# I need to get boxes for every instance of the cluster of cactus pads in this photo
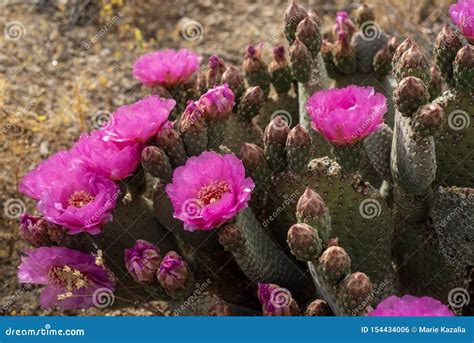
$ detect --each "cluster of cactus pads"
[15,0,472,316]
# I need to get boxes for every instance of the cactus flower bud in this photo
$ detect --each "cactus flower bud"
[179,101,208,156]
[240,143,266,170]
[284,0,308,43]
[394,76,429,117]
[243,44,271,96]
[19,214,67,247]
[305,299,331,316]
[238,86,265,121]
[354,4,375,27]
[453,44,474,93]
[296,187,326,218]
[206,55,226,88]
[286,124,312,173]
[221,66,245,101]
[258,283,300,316]
[269,45,292,94]
[341,272,373,314]
[218,224,245,251]
[434,25,463,87]
[289,39,312,83]
[413,103,445,137]
[155,122,187,167]
[124,239,162,283]
[209,302,232,316]
[332,34,357,75]
[287,223,322,261]
[320,39,339,78]
[141,145,173,182]
[429,65,442,99]
[387,36,398,52]
[395,44,430,82]
[264,116,290,171]
[319,246,351,284]
[157,251,190,294]
[373,45,392,78]
[296,16,321,56]
[392,37,414,68]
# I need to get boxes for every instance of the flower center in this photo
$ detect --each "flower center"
[48,265,92,291]
[197,181,230,206]
[68,190,95,208]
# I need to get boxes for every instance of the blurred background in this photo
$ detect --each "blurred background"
[0,0,453,315]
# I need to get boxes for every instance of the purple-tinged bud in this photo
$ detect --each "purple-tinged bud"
[206,55,226,88]
[395,44,430,82]
[453,44,474,93]
[286,124,312,172]
[305,299,332,316]
[289,39,312,83]
[218,224,245,251]
[240,143,266,170]
[157,251,190,293]
[155,122,187,167]
[394,76,429,117]
[413,103,445,137]
[296,187,331,242]
[354,4,375,27]
[179,101,208,156]
[284,0,308,43]
[124,239,162,283]
[238,86,265,121]
[221,66,245,100]
[373,45,392,77]
[319,246,351,284]
[141,145,173,182]
[434,25,463,88]
[264,116,290,144]
[332,11,355,42]
[429,65,442,99]
[269,45,292,94]
[308,10,321,27]
[392,37,414,68]
[341,272,373,315]
[209,302,232,316]
[264,116,290,172]
[287,223,322,261]
[243,44,271,96]
[296,16,321,56]
[19,214,67,247]
[258,283,300,316]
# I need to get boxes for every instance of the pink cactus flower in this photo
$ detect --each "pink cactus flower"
[37,168,119,235]
[17,246,115,309]
[102,95,175,143]
[133,49,202,89]
[165,151,255,231]
[305,85,387,145]
[197,84,235,120]
[71,130,143,181]
[368,295,454,316]
[124,240,162,283]
[450,0,474,42]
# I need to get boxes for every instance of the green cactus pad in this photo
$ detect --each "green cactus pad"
[222,113,263,154]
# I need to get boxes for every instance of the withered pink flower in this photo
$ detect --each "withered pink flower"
[102,95,175,143]
[368,295,454,316]
[124,240,162,283]
[17,246,115,309]
[165,151,254,231]
[258,283,299,316]
[305,85,386,145]
[133,49,202,89]
[450,0,474,42]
